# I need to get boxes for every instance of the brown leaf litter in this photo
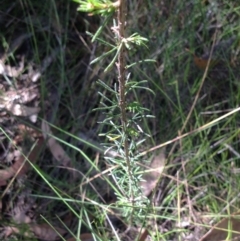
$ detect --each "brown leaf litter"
[4,223,66,241]
[0,137,44,186]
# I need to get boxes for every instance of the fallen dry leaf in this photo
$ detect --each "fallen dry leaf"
[41,120,71,167]
[6,103,40,117]
[29,47,62,82]
[67,233,94,241]
[41,120,77,179]
[4,226,31,238]
[4,223,66,241]
[200,216,240,241]
[12,205,32,224]
[138,229,149,241]
[0,56,24,77]
[0,86,40,122]
[140,149,165,196]
[0,137,44,186]
[30,223,66,241]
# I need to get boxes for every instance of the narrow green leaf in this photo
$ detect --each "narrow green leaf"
[86,31,115,47]
[92,14,112,42]
[104,43,122,72]
[90,46,117,64]
[97,79,118,94]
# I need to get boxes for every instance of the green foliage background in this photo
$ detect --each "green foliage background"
[1,0,240,240]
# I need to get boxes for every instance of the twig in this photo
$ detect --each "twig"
[116,0,134,219]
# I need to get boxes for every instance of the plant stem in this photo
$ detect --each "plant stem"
[117,0,134,214]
